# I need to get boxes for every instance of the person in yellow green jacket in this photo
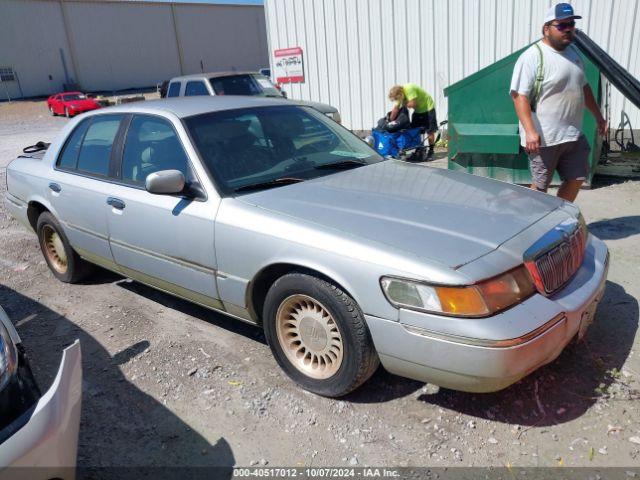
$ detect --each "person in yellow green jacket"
[388,83,438,159]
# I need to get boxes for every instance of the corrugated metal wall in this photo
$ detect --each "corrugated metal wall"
[0,0,268,98]
[265,0,640,132]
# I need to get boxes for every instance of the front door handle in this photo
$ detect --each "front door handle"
[106,197,126,210]
[49,182,61,193]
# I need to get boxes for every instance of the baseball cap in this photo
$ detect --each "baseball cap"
[544,3,582,23]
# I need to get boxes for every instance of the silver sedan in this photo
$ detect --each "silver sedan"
[5,96,609,397]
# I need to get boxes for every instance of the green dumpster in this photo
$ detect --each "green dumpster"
[444,41,602,187]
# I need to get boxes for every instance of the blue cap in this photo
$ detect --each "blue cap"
[545,3,582,22]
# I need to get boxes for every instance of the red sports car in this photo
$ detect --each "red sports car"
[47,92,101,117]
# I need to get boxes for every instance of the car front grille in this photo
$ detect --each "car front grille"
[525,219,587,296]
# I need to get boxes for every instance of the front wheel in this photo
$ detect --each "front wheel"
[49,105,56,116]
[64,107,70,118]
[37,212,92,283]
[263,273,379,397]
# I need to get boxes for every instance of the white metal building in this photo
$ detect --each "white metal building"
[0,0,269,100]
[264,0,640,132]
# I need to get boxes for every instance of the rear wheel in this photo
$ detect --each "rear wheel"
[263,273,379,397]
[37,212,92,283]
[64,107,70,118]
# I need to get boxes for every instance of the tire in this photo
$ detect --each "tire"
[49,106,56,116]
[263,273,379,397]
[64,107,70,118]
[36,212,92,283]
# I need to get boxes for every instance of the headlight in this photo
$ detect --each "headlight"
[381,266,535,317]
[326,111,342,123]
[0,320,18,391]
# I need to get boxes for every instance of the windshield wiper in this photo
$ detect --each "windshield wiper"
[234,177,304,192]
[314,159,367,170]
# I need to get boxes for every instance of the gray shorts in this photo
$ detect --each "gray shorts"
[529,135,590,189]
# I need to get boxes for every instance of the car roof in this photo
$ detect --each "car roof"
[169,71,261,82]
[82,96,297,119]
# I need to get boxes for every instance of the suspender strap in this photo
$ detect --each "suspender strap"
[531,42,544,112]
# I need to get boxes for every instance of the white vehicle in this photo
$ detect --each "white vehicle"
[0,306,81,479]
[166,71,342,123]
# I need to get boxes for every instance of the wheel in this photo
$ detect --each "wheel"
[49,105,56,116]
[263,273,379,397]
[64,107,70,118]
[36,212,92,283]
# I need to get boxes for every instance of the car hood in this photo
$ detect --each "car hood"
[256,94,337,114]
[237,161,564,268]
[295,99,337,114]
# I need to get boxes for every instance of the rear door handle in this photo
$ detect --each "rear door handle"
[48,183,61,193]
[106,197,126,210]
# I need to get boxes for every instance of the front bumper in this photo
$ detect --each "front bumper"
[0,341,82,480]
[366,235,609,393]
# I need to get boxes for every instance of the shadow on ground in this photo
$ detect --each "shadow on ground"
[0,285,236,478]
[78,269,637,412]
[117,279,267,345]
[588,216,640,240]
[88,269,422,403]
[415,281,638,426]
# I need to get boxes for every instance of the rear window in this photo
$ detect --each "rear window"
[185,81,209,96]
[167,82,181,97]
[209,74,282,97]
[57,119,91,169]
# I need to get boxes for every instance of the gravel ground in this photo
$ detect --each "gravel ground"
[0,99,639,472]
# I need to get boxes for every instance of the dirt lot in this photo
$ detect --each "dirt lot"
[1,99,639,473]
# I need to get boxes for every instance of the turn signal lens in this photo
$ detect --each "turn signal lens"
[433,286,489,316]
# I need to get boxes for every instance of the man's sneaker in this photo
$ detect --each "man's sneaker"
[426,147,435,160]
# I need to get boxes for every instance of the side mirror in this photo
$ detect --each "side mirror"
[145,170,185,195]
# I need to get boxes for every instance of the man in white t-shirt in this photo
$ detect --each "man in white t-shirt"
[510,3,607,201]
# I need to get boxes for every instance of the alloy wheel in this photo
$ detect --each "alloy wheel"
[275,294,344,379]
[42,225,68,274]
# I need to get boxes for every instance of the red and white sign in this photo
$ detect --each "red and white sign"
[274,47,304,84]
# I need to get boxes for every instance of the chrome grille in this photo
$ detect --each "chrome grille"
[525,221,587,295]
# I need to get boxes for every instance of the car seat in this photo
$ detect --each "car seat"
[261,113,305,159]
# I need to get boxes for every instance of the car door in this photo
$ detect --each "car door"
[52,95,62,114]
[105,114,222,308]
[49,114,126,268]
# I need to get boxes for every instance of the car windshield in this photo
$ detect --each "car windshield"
[185,105,383,195]
[63,93,86,101]
[209,74,283,97]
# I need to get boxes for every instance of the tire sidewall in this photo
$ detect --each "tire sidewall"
[263,274,372,397]
[36,212,76,283]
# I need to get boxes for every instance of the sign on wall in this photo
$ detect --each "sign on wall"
[274,47,304,84]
